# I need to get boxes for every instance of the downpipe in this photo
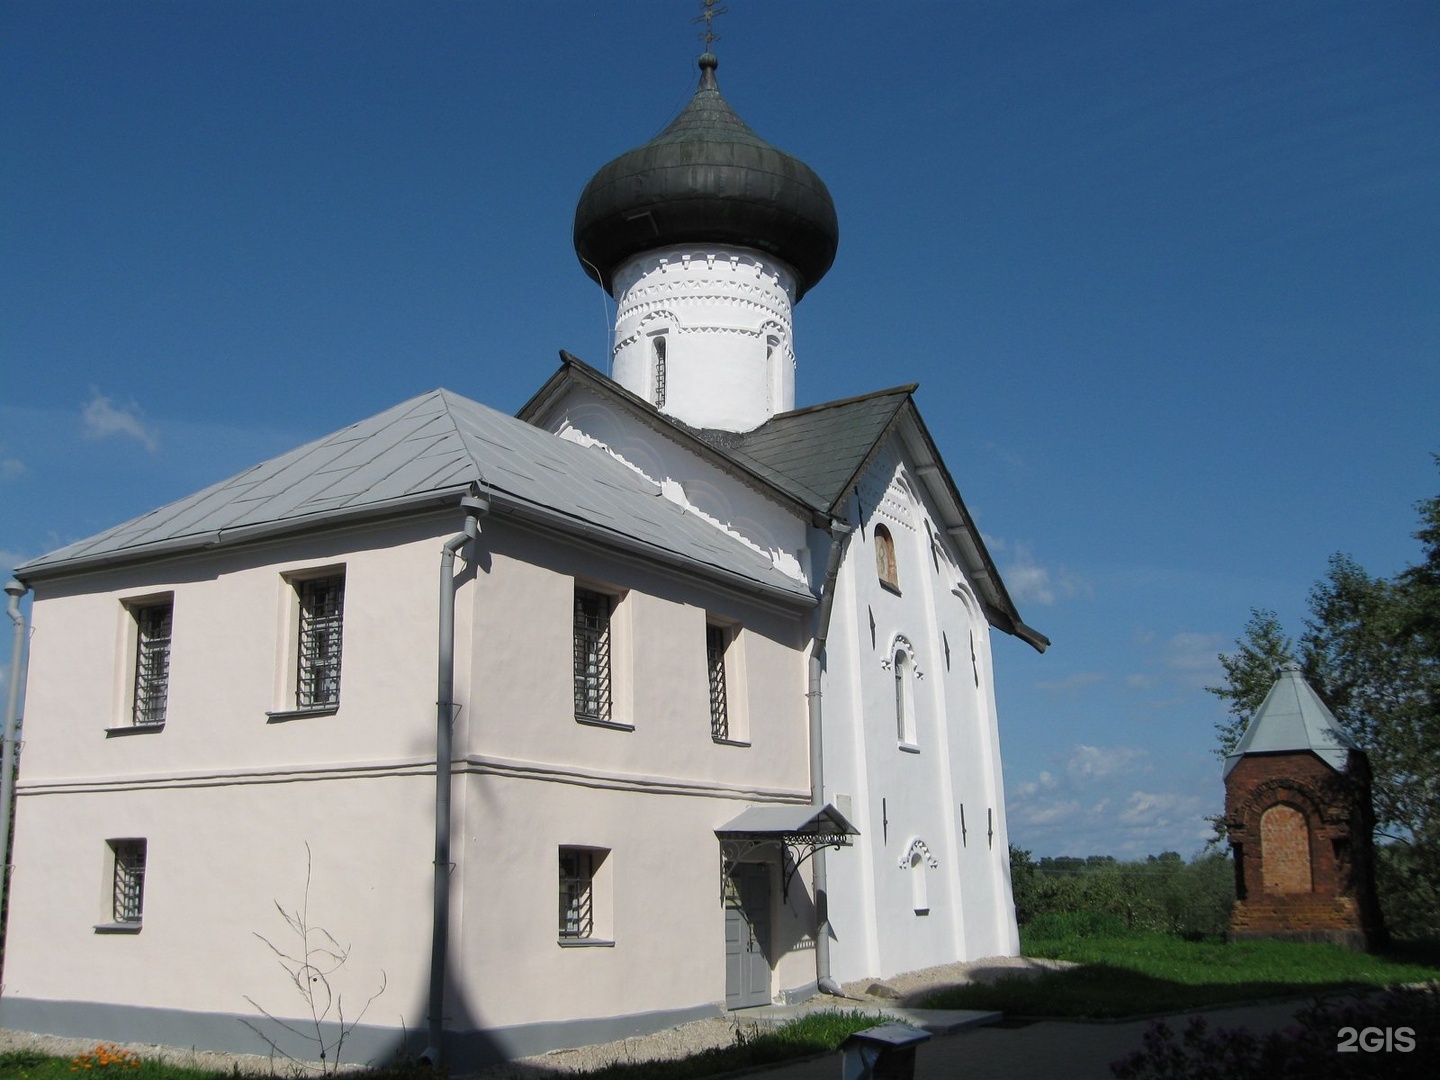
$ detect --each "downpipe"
[424,495,488,1067]
[808,521,854,997]
[1,579,29,982]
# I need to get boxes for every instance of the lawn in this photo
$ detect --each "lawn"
[920,914,1440,1018]
[0,1012,892,1080]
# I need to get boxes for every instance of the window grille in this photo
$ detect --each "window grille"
[558,849,594,938]
[132,602,172,726]
[707,624,730,740]
[297,575,344,708]
[573,589,611,721]
[652,335,667,408]
[111,839,146,924]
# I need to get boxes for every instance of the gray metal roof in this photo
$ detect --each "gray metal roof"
[519,355,1048,652]
[715,802,859,837]
[1222,663,1357,777]
[15,389,814,603]
[730,388,914,513]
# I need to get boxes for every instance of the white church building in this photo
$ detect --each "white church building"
[1,51,1046,1070]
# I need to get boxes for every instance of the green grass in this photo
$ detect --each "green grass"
[0,1013,891,1080]
[919,917,1440,1019]
[569,1010,889,1079]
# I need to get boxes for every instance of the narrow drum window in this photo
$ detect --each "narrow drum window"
[707,624,730,740]
[573,588,612,722]
[131,602,172,726]
[895,648,916,746]
[297,575,344,708]
[652,334,667,408]
[558,849,595,939]
[111,839,147,924]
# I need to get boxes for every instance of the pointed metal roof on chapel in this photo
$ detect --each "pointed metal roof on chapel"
[1222,663,1358,777]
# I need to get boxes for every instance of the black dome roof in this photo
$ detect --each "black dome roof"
[573,54,839,300]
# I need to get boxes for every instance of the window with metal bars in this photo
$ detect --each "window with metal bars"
[652,334,667,408]
[111,839,146,924]
[573,588,611,722]
[558,848,595,939]
[297,575,344,709]
[131,602,172,726]
[707,623,730,741]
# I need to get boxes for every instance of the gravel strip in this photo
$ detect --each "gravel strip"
[1,956,1076,1078]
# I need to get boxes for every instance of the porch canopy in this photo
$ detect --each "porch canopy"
[716,803,858,900]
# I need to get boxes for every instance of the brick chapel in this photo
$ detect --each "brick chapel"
[1223,664,1385,950]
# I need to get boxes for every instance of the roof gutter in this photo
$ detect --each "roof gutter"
[807,518,855,997]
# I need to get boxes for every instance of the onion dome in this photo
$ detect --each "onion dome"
[574,53,839,300]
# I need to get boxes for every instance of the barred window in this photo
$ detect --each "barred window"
[573,588,612,722]
[111,839,146,924]
[558,848,595,939]
[652,334,668,408]
[131,602,172,727]
[707,624,730,741]
[297,575,344,709]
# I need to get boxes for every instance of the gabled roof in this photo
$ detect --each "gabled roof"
[732,388,912,513]
[519,355,1048,652]
[15,389,814,604]
[1223,664,1358,778]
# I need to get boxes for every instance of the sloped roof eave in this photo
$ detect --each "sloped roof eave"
[14,486,474,584]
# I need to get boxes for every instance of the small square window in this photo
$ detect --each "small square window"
[130,601,172,727]
[110,839,146,925]
[297,575,344,709]
[573,588,612,722]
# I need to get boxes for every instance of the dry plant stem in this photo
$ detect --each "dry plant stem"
[240,844,387,1075]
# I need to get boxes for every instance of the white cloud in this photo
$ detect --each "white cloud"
[82,390,159,452]
[998,542,1091,607]
[1163,631,1226,689]
[1035,671,1107,696]
[0,457,24,481]
[1066,743,1149,783]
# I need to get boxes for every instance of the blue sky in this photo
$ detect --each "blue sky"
[4,1,1437,859]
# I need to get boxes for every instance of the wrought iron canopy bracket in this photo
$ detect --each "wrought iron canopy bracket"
[719,832,851,903]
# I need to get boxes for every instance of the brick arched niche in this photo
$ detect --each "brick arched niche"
[1260,803,1312,894]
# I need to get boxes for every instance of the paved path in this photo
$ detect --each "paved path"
[745,999,1311,1080]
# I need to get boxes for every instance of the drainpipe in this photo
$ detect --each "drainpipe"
[808,521,854,997]
[424,494,488,1067]
[2,579,29,979]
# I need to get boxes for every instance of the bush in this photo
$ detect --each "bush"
[1010,847,1235,939]
[1024,910,1131,941]
[1111,985,1440,1079]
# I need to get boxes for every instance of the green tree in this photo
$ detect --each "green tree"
[1207,608,1297,757]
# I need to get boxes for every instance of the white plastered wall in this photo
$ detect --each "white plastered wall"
[818,442,1020,982]
[4,508,818,1047]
